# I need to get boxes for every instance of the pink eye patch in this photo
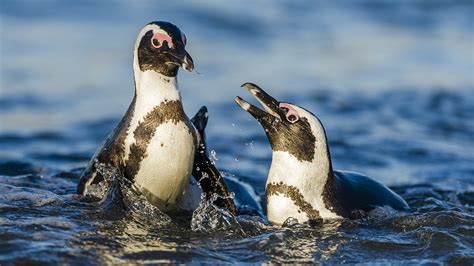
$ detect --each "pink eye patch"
[279,102,300,122]
[151,32,174,49]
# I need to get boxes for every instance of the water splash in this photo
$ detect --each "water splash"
[210,149,219,162]
[191,193,245,236]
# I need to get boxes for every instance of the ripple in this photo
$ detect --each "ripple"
[0,184,63,207]
[0,161,43,176]
[1,1,473,263]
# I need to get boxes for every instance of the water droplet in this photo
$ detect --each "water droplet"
[210,149,219,161]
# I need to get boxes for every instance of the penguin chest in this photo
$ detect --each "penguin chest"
[131,121,195,211]
[265,180,341,225]
[267,194,310,225]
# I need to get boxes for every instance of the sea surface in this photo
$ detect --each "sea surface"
[1,1,473,264]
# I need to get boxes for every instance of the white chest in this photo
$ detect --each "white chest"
[266,151,341,224]
[121,66,200,212]
[267,194,309,225]
[132,121,195,211]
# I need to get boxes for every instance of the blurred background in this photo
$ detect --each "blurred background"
[0,0,473,187]
[1,1,474,264]
[1,1,472,129]
[0,0,474,187]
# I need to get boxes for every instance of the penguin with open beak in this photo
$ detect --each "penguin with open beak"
[77,21,235,215]
[235,83,408,225]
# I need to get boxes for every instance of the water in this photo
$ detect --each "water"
[1,1,473,264]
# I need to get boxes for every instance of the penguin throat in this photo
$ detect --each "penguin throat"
[268,150,332,194]
[134,70,181,102]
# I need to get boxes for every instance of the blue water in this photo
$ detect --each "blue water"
[1,1,473,264]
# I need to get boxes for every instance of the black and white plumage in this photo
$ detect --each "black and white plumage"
[235,83,408,225]
[77,21,235,214]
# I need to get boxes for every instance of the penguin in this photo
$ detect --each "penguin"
[235,83,409,225]
[77,21,235,215]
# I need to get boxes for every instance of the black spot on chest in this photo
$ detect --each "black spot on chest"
[124,100,196,180]
[267,182,321,221]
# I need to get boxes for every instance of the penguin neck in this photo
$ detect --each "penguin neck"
[133,70,182,110]
[268,135,334,196]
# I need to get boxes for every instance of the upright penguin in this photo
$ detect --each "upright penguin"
[77,21,235,214]
[235,83,408,225]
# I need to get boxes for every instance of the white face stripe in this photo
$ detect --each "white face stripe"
[133,24,173,84]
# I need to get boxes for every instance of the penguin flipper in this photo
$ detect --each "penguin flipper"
[76,143,107,195]
[191,106,237,215]
[77,128,121,196]
[77,100,135,196]
[334,171,410,215]
[191,106,208,148]
[77,161,97,195]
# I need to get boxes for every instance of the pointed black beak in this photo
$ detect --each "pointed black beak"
[181,49,194,72]
[235,83,283,127]
[166,46,194,72]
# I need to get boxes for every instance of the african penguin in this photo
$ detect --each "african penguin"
[235,83,409,225]
[77,21,235,215]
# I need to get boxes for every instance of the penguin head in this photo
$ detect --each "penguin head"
[235,83,330,163]
[134,21,194,77]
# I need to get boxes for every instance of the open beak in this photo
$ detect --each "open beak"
[235,83,283,127]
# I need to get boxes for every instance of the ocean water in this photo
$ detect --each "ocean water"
[1,1,473,264]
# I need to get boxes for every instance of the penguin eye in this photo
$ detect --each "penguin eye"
[151,37,162,48]
[279,103,299,123]
[287,114,299,123]
[150,32,174,49]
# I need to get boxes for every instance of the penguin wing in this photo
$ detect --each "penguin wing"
[76,137,109,195]
[334,171,409,213]
[77,98,136,196]
[77,116,130,196]
[191,106,236,214]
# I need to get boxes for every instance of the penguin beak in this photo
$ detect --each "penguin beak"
[235,83,284,127]
[181,49,194,72]
[165,47,194,72]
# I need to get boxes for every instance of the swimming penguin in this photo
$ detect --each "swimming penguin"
[235,83,409,225]
[77,21,235,214]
